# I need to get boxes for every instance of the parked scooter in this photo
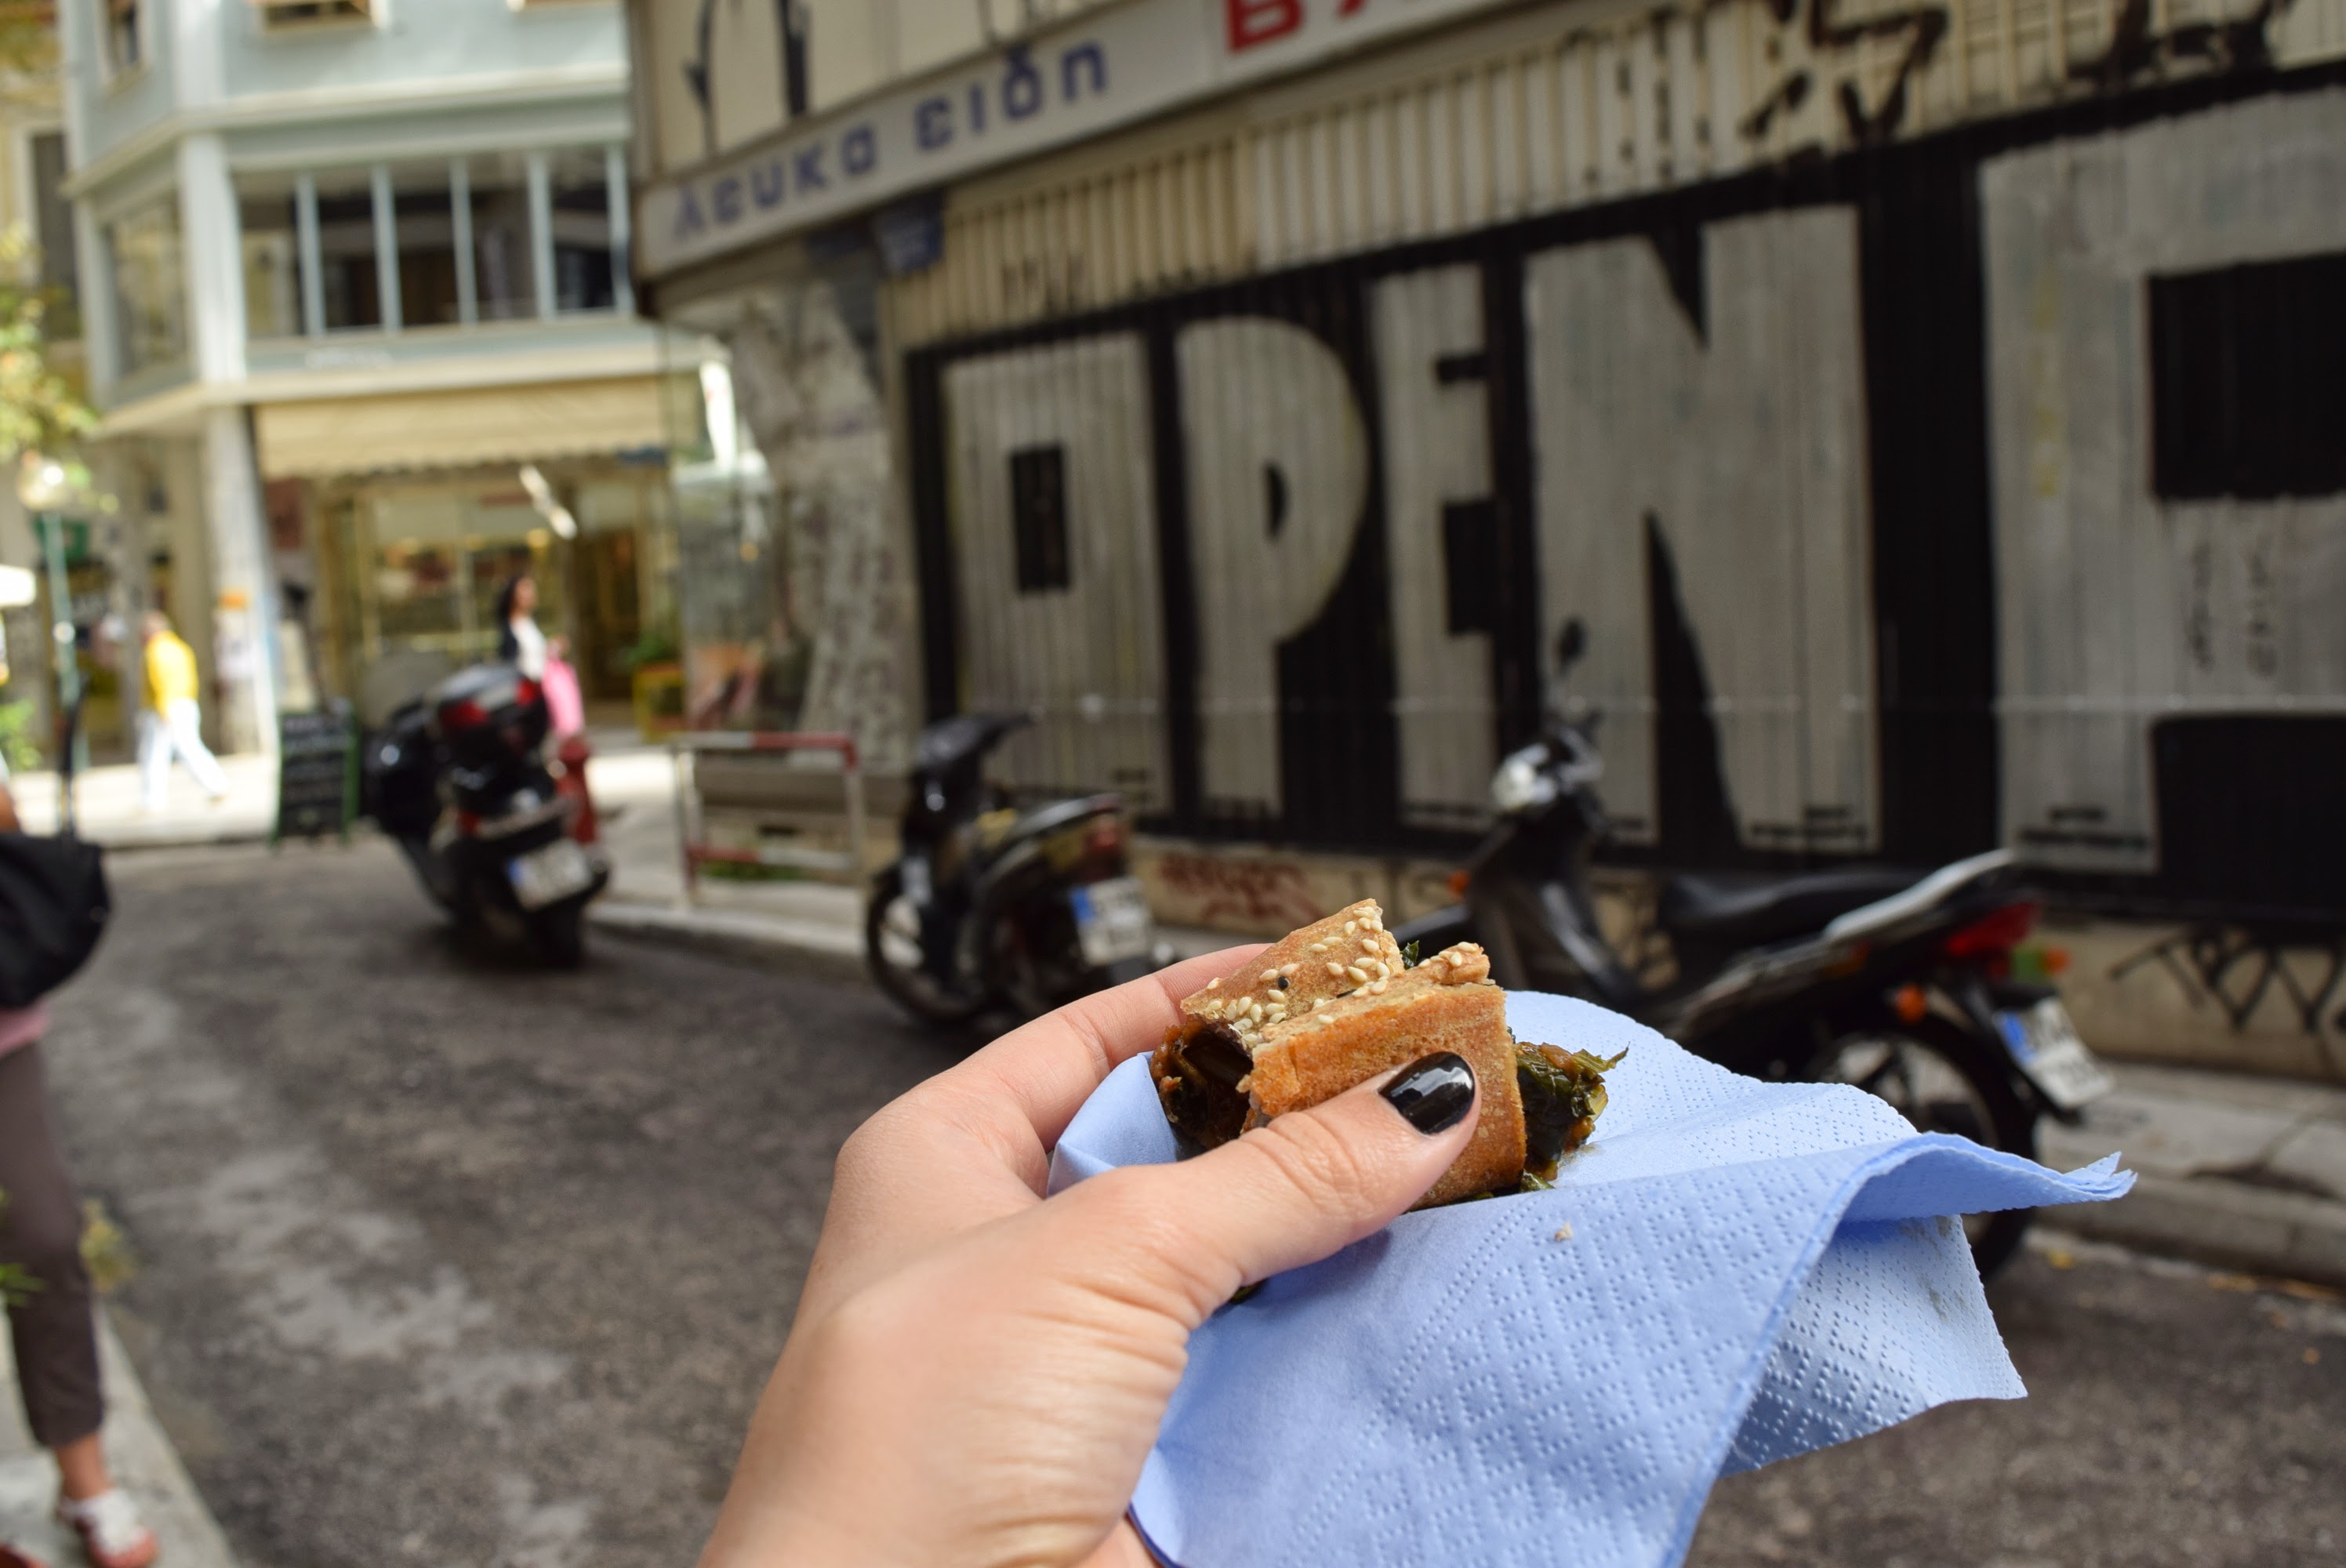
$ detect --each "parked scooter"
[364,663,609,967]
[1395,621,2114,1273]
[866,713,1161,1024]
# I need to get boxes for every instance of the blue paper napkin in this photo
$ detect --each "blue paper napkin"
[1048,992,2132,1568]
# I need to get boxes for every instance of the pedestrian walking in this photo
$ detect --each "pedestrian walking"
[496,574,547,679]
[0,780,159,1568]
[136,614,226,815]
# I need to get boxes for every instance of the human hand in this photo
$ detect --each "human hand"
[698,949,1484,1568]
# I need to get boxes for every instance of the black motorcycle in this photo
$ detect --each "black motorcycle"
[364,663,609,967]
[866,713,1161,1024]
[1396,622,2113,1274]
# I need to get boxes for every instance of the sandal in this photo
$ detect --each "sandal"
[54,1492,156,1568]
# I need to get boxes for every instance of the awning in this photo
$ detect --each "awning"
[255,375,699,479]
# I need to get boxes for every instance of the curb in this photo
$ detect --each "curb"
[0,1313,241,1568]
[2037,1171,2346,1290]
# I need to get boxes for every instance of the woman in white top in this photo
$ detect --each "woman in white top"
[496,573,548,678]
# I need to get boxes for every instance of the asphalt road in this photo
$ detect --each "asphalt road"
[36,843,2346,1568]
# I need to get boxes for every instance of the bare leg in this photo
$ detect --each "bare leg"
[53,1431,111,1504]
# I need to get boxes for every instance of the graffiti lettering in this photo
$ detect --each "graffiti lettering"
[1226,0,1304,51]
[2072,0,2287,90]
[1739,0,1951,144]
[1153,852,1327,932]
[2113,926,2346,1058]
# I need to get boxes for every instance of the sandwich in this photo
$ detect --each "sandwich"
[1150,900,1620,1206]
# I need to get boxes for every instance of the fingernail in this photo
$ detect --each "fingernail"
[1382,1052,1476,1134]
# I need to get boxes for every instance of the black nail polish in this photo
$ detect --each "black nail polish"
[1382,1052,1475,1135]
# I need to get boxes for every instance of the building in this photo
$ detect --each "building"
[0,33,91,758]
[53,0,695,757]
[624,0,2346,1068]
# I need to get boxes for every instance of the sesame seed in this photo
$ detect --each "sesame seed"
[1235,1074,1253,1094]
[1259,969,1279,984]
[1326,962,1346,977]
[1207,978,1221,990]
[1346,965,1368,984]
[1312,997,1328,1009]
[1280,963,1298,977]
[1370,978,1390,995]
[1275,975,1290,990]
[1344,920,1358,935]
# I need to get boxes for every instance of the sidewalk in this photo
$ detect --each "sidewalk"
[0,1315,239,1568]
[10,756,277,851]
[2040,1065,2346,1287]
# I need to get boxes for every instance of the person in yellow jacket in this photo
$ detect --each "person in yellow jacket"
[139,611,228,811]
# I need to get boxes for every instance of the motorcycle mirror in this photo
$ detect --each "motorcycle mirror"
[1556,618,1588,672]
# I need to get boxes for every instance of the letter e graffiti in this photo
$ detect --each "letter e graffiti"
[1226,0,1303,52]
[712,176,742,224]
[750,159,786,209]
[841,125,877,177]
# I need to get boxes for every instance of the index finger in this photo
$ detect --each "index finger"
[952,945,1266,1152]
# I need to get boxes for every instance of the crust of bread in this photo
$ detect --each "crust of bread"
[1175,898,1405,1048]
[1247,947,1523,1206]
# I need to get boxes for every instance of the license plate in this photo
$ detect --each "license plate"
[509,839,596,910]
[1996,998,2115,1112]
[1071,877,1153,967]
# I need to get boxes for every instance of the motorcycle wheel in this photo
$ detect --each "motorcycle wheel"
[526,903,588,969]
[1810,1017,2037,1279]
[865,868,987,1025]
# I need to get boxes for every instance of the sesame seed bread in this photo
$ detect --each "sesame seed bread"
[1151,900,1527,1205]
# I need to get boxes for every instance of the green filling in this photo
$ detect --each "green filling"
[1516,1040,1625,1191]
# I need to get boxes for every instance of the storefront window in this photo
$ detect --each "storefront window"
[105,194,186,374]
[238,172,306,339]
[467,153,536,321]
[390,162,461,327]
[548,149,616,314]
[314,169,383,331]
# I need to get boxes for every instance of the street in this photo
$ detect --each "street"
[37,845,2346,1568]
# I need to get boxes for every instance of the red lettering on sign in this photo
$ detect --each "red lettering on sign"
[1226,0,1305,51]
[1338,0,1370,12]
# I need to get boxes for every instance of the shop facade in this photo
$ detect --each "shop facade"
[59,0,695,754]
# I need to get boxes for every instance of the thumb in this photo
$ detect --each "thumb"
[1069,1052,1483,1327]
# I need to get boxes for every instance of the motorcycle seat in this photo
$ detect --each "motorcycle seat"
[1658,866,1920,951]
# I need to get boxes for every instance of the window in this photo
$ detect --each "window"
[238,172,307,339]
[389,163,461,327]
[466,153,536,321]
[253,0,374,27]
[104,0,142,75]
[104,194,185,374]
[313,169,383,331]
[547,149,616,314]
[28,132,80,341]
[2148,251,2346,501]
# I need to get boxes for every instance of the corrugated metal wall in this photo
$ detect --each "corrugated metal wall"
[892,0,2346,347]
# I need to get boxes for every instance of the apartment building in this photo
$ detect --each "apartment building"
[57,0,693,755]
